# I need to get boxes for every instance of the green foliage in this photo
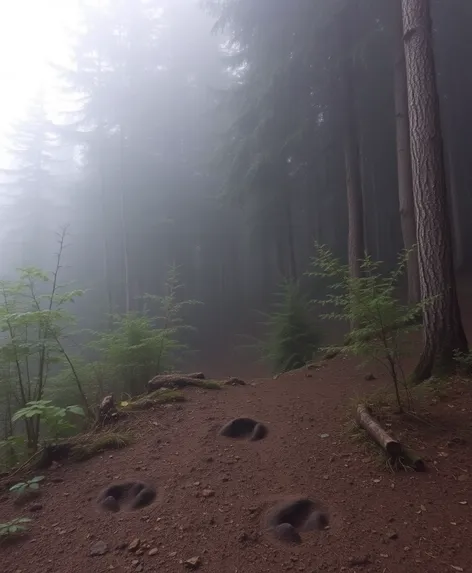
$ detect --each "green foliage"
[309,244,422,411]
[0,435,27,471]
[259,280,321,373]
[12,400,85,442]
[453,349,472,373]
[9,475,45,496]
[0,230,91,452]
[0,517,32,538]
[89,266,200,396]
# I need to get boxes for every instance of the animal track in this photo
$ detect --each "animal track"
[266,497,329,544]
[96,480,156,512]
[219,417,268,441]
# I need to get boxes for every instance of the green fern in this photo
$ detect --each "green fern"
[308,244,423,411]
[259,280,321,374]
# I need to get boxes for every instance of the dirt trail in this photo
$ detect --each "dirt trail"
[1,358,472,573]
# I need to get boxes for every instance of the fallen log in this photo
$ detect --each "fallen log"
[356,404,402,458]
[400,447,426,472]
[147,373,206,392]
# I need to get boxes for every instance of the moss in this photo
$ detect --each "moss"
[71,431,133,461]
[125,389,186,410]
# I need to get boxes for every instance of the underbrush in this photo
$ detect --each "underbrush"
[258,280,322,374]
[69,430,133,461]
[122,389,186,410]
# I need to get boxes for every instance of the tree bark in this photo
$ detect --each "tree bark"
[343,57,365,280]
[402,0,468,380]
[356,404,402,458]
[393,3,420,304]
[445,141,464,271]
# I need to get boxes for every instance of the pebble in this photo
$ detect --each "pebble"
[90,541,109,556]
[128,538,141,552]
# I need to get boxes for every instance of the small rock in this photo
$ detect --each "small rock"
[364,373,376,381]
[458,474,468,482]
[202,489,215,498]
[101,496,120,512]
[128,538,141,552]
[184,557,201,569]
[148,548,158,556]
[90,541,109,556]
[386,530,398,540]
[29,503,43,512]
[273,523,302,544]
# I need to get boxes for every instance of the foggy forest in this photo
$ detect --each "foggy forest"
[1,2,472,571]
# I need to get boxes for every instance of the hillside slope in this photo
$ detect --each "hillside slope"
[2,356,472,573]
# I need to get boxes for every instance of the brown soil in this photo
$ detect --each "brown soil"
[1,356,472,573]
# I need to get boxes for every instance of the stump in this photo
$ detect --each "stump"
[98,395,119,424]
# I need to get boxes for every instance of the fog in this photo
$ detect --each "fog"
[0,0,240,355]
[0,0,472,437]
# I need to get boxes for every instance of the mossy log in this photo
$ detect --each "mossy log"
[147,372,206,391]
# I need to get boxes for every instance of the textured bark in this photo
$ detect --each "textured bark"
[445,142,464,271]
[393,3,420,304]
[402,0,468,380]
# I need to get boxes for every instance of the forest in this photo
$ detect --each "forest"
[0,0,472,467]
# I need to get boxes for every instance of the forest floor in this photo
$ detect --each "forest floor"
[2,350,472,573]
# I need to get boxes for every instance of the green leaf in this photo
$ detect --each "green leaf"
[66,405,85,417]
[29,476,45,484]
[9,483,25,492]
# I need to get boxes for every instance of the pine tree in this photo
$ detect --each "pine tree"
[401,0,468,379]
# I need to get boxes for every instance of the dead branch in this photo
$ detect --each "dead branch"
[356,404,402,458]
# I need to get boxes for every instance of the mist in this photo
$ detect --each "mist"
[0,0,472,439]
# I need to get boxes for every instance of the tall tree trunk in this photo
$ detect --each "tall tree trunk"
[343,56,364,279]
[97,125,113,323]
[445,141,464,271]
[393,3,420,304]
[340,6,364,280]
[402,0,468,380]
[285,190,297,281]
[119,126,131,314]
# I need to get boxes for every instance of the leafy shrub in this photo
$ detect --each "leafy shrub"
[0,517,32,538]
[260,280,321,373]
[9,476,44,496]
[90,266,200,396]
[12,400,85,442]
[308,245,422,411]
[0,230,89,451]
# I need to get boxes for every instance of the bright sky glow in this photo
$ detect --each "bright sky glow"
[0,0,80,160]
